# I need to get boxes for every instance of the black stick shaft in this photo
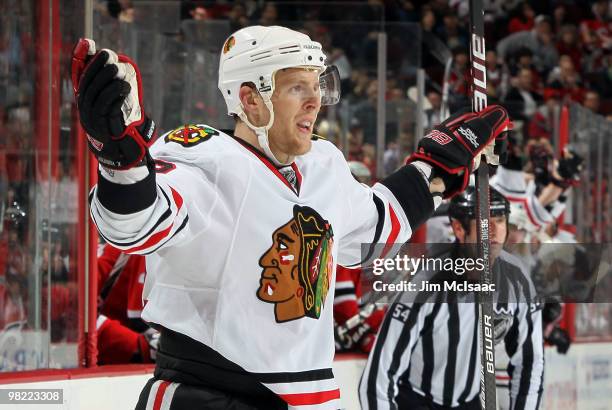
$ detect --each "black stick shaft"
[468,1,497,409]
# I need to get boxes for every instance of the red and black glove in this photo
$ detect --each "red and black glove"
[407,105,512,198]
[553,148,583,189]
[528,143,554,188]
[72,38,156,170]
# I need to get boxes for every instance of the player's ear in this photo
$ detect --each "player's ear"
[239,83,268,125]
[450,219,466,243]
[239,83,261,113]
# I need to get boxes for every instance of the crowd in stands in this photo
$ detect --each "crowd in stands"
[0,0,611,362]
[98,0,611,179]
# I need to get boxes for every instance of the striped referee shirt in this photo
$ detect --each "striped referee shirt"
[359,249,544,410]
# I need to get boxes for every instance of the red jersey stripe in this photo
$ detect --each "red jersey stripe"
[152,381,170,410]
[279,388,341,406]
[503,195,542,229]
[380,204,401,259]
[124,187,184,253]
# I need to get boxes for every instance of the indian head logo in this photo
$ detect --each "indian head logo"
[223,36,236,54]
[164,124,218,147]
[257,205,334,323]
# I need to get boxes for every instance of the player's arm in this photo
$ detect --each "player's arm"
[97,243,126,287]
[504,302,545,410]
[337,106,510,267]
[89,159,217,254]
[358,301,427,410]
[492,166,555,231]
[73,39,210,254]
[495,146,582,232]
[97,315,157,364]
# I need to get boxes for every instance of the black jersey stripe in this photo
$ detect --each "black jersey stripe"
[253,368,334,384]
[90,187,174,248]
[443,303,460,406]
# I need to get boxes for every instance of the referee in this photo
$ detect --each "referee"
[359,187,544,410]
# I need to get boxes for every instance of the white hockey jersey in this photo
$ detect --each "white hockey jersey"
[90,124,428,409]
[491,166,563,232]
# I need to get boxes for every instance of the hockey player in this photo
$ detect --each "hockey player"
[72,25,510,409]
[334,162,384,353]
[491,137,582,235]
[360,187,544,410]
[96,243,158,364]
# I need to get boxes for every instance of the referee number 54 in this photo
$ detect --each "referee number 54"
[391,304,411,322]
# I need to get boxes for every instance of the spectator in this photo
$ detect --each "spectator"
[590,52,612,99]
[527,91,561,140]
[547,54,586,102]
[447,46,471,108]
[556,25,583,73]
[228,2,249,31]
[504,67,543,122]
[346,124,376,177]
[508,47,543,92]
[351,79,378,145]
[310,26,352,83]
[189,5,209,20]
[579,0,612,53]
[507,1,535,34]
[485,49,507,99]
[436,11,469,50]
[552,4,572,33]
[580,0,612,73]
[497,15,559,74]
[583,90,601,114]
[420,7,442,72]
[258,3,278,26]
[107,0,133,22]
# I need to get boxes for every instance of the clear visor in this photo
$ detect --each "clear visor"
[271,65,341,105]
[319,65,341,106]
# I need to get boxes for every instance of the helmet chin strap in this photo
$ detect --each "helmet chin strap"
[238,97,291,167]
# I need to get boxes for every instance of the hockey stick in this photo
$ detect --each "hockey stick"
[468,1,497,409]
[422,34,453,121]
[440,57,453,121]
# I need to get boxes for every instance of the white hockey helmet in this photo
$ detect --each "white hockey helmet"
[218,25,340,165]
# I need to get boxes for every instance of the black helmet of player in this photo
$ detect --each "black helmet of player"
[448,186,510,234]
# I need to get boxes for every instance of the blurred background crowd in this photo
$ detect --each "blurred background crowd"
[0,0,611,369]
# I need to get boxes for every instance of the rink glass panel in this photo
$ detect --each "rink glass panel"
[568,103,612,340]
[0,0,84,371]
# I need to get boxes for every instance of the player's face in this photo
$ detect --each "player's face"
[268,68,322,160]
[258,221,303,303]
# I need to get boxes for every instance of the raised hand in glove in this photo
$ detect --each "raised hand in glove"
[72,38,156,170]
[553,148,583,189]
[528,141,554,188]
[407,105,512,198]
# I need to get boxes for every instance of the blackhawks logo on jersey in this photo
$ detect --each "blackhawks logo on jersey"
[164,124,218,147]
[257,205,334,323]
